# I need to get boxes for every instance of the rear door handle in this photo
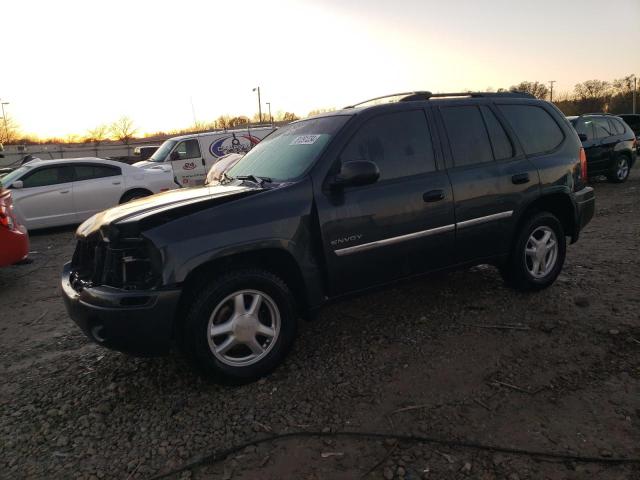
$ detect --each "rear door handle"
[423,190,445,202]
[112,181,121,185]
[511,173,530,185]
[60,190,70,194]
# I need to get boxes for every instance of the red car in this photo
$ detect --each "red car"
[0,187,29,266]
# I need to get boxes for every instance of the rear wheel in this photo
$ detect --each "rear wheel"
[607,155,630,183]
[120,189,152,204]
[181,269,297,384]
[501,212,566,291]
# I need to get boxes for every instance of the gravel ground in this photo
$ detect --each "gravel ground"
[1,171,639,480]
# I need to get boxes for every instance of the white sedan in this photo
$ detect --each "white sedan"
[0,158,177,229]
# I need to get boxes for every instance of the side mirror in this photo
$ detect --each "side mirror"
[577,133,588,142]
[12,180,24,189]
[170,151,181,161]
[332,160,380,188]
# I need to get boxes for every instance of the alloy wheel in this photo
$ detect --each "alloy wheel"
[524,226,558,279]
[207,289,280,367]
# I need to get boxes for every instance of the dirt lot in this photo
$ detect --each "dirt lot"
[1,172,639,480]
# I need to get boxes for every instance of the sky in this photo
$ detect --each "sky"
[3,0,639,138]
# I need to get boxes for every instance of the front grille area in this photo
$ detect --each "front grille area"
[70,235,158,291]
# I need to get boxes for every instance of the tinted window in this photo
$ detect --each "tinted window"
[341,110,436,180]
[74,164,121,181]
[22,166,74,188]
[174,139,201,159]
[480,106,513,160]
[441,106,493,167]
[572,118,595,141]
[609,118,626,135]
[498,105,564,155]
[593,117,613,138]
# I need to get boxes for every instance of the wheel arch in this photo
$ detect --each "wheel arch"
[514,192,577,244]
[119,187,153,204]
[174,247,311,336]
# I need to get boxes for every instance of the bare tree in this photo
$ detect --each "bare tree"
[509,81,549,99]
[574,80,611,100]
[0,114,21,144]
[87,124,110,145]
[110,116,138,145]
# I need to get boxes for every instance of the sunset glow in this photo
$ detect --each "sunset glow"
[3,0,639,138]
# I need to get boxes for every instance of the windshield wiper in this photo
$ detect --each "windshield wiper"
[220,172,234,185]
[236,175,273,187]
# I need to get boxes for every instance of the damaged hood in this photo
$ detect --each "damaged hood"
[77,184,257,238]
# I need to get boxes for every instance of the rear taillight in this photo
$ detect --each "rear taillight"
[0,193,18,230]
[579,147,588,183]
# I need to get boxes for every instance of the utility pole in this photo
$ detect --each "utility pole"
[633,76,637,114]
[0,101,9,143]
[266,102,273,126]
[253,87,262,123]
[548,81,556,102]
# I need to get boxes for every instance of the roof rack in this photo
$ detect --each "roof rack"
[344,91,535,108]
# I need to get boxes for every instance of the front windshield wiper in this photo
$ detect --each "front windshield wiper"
[236,175,273,187]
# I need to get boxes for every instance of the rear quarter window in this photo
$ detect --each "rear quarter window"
[498,105,564,155]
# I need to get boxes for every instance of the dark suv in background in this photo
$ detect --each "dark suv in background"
[568,114,637,182]
[61,91,595,383]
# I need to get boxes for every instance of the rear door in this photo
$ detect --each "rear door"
[436,103,542,263]
[591,117,617,173]
[72,163,124,221]
[317,108,455,295]
[170,138,206,187]
[13,165,75,228]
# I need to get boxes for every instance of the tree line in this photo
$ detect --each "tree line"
[2,75,636,145]
[496,74,636,115]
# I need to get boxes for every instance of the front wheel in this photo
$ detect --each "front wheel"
[607,155,630,183]
[501,212,566,291]
[181,269,298,384]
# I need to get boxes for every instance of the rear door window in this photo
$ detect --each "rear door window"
[498,105,564,155]
[74,164,121,181]
[609,118,626,135]
[341,110,436,180]
[21,166,74,188]
[479,106,513,160]
[593,117,614,138]
[440,106,494,167]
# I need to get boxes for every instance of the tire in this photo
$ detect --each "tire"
[181,269,298,385]
[607,155,631,183]
[120,189,152,204]
[501,212,566,291]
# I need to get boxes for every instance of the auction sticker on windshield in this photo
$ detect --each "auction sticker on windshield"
[290,134,321,145]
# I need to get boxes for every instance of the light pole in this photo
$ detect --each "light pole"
[252,87,262,123]
[548,80,555,102]
[266,102,273,125]
[0,101,9,143]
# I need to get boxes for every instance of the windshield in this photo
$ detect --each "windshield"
[0,166,31,187]
[149,140,177,162]
[226,116,350,182]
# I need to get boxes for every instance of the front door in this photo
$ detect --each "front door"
[13,165,76,229]
[170,139,206,187]
[316,108,455,296]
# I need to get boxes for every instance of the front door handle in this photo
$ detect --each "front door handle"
[512,173,530,185]
[60,190,70,194]
[423,190,445,202]
[112,181,121,185]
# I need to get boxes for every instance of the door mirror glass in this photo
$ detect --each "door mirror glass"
[332,160,380,188]
[577,133,588,142]
[12,180,23,189]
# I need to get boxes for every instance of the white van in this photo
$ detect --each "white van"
[133,126,275,187]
